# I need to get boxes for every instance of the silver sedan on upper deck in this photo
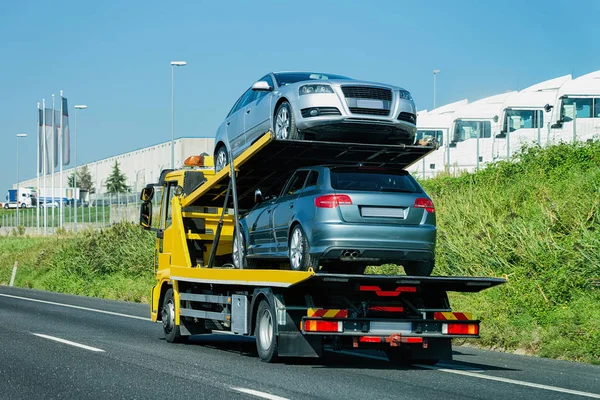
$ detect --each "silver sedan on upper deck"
[213,72,418,171]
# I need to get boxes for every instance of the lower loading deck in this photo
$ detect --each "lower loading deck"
[152,267,505,362]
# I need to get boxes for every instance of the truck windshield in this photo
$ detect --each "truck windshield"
[330,170,421,193]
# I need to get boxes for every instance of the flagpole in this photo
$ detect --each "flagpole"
[42,99,47,235]
[36,102,40,234]
[51,94,55,233]
[59,90,64,228]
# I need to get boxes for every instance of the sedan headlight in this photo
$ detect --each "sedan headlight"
[299,84,334,95]
[399,90,413,101]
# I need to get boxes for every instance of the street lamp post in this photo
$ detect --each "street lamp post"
[433,69,441,109]
[16,133,27,226]
[170,61,187,169]
[73,105,87,232]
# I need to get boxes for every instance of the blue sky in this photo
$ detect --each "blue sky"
[1,0,598,192]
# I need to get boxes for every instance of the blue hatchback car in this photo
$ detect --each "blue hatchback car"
[233,165,436,275]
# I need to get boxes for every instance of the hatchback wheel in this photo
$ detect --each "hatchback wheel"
[289,225,317,271]
[232,228,256,269]
[275,102,301,140]
[215,146,228,172]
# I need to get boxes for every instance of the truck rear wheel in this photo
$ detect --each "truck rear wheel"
[255,300,278,363]
[162,288,187,343]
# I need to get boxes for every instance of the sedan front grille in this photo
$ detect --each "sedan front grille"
[341,86,393,101]
[348,107,390,116]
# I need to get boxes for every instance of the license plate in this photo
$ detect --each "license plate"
[356,99,384,109]
[361,207,406,219]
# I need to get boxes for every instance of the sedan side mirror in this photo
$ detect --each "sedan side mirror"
[254,189,264,204]
[252,81,273,92]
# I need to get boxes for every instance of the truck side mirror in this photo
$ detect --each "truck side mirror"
[254,188,264,204]
[140,185,155,202]
[140,201,152,229]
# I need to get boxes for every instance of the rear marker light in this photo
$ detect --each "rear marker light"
[304,320,343,333]
[314,194,352,208]
[414,198,435,213]
[442,323,479,335]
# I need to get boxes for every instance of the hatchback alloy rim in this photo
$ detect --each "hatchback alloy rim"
[232,234,242,268]
[216,149,227,170]
[289,228,303,270]
[258,308,273,350]
[276,107,290,139]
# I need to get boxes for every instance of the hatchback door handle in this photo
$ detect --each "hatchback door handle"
[246,109,251,114]
[226,122,231,126]
[289,203,294,209]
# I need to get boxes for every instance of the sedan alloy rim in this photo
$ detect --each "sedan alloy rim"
[216,149,227,170]
[289,228,303,270]
[276,107,290,139]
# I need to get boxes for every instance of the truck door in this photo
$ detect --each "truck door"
[156,182,176,271]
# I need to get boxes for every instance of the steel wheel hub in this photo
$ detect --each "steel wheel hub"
[162,300,175,333]
[258,309,273,350]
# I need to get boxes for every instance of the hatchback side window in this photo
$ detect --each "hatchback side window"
[304,171,319,190]
[281,171,309,197]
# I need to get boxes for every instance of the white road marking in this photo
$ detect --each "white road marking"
[327,350,600,399]
[0,293,150,321]
[231,387,290,400]
[32,333,105,353]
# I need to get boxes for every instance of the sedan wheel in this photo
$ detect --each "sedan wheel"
[215,146,228,172]
[275,102,300,140]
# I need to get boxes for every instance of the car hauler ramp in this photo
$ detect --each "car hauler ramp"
[181,131,437,209]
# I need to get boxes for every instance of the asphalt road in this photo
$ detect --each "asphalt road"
[1,286,599,400]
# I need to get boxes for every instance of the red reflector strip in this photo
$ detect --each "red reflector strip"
[359,336,382,343]
[401,337,423,344]
[443,323,479,335]
[304,320,343,333]
[368,306,404,313]
[359,286,416,296]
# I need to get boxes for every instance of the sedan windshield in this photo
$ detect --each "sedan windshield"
[330,169,421,193]
[274,72,351,86]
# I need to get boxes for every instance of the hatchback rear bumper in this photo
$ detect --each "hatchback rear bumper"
[309,222,436,263]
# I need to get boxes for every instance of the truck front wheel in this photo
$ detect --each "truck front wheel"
[255,300,278,363]
[162,288,187,343]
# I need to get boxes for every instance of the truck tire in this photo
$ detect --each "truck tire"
[255,300,278,363]
[161,288,187,343]
[403,260,434,276]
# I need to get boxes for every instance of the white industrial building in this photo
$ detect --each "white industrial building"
[408,70,600,178]
[18,137,215,197]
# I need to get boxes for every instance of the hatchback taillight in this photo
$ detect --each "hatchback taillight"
[414,198,434,213]
[315,194,353,208]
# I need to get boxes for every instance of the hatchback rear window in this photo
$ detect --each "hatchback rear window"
[330,170,421,193]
